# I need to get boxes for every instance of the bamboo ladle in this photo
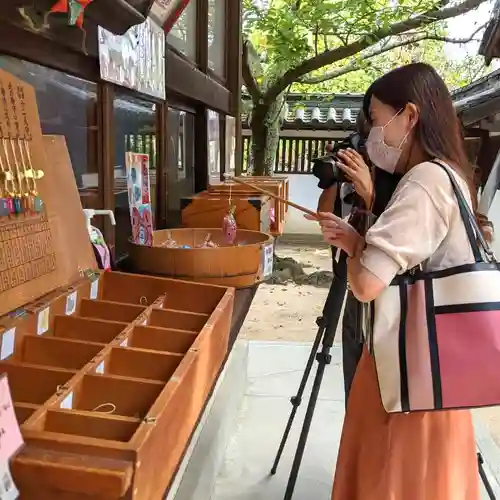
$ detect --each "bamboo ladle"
[222,174,318,219]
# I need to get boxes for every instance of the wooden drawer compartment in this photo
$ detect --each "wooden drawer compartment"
[73,374,164,418]
[22,336,105,370]
[53,316,127,344]
[102,347,183,382]
[42,409,140,442]
[79,299,146,322]
[129,325,197,354]
[148,308,209,332]
[0,363,75,405]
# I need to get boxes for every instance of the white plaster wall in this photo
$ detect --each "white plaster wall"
[283,174,322,235]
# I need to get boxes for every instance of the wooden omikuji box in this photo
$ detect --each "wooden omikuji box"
[0,71,235,499]
[180,193,273,234]
[7,270,233,500]
[129,228,274,289]
[206,178,288,236]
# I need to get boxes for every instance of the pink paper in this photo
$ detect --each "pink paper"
[0,376,24,463]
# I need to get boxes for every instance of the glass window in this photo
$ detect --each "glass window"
[167,107,195,226]
[167,0,197,61]
[0,56,99,212]
[113,92,157,259]
[208,0,225,76]
[208,110,221,184]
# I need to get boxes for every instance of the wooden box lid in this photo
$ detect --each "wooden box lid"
[0,70,96,317]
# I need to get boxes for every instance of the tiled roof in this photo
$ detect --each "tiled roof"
[479,0,500,64]
[453,69,500,125]
[241,71,500,131]
[241,93,363,130]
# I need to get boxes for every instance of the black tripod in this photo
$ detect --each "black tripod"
[270,251,349,499]
[270,252,498,500]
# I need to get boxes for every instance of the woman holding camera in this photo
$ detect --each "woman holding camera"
[318,113,403,405]
[310,63,486,499]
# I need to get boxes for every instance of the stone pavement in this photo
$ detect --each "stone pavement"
[210,341,499,500]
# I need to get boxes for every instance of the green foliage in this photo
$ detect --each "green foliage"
[243,0,491,93]
[242,0,493,175]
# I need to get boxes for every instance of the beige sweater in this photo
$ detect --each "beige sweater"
[360,161,476,286]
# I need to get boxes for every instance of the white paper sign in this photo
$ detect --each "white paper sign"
[0,461,18,500]
[37,308,50,335]
[60,392,73,410]
[120,338,128,347]
[96,361,105,374]
[0,330,15,361]
[90,279,99,300]
[261,243,274,279]
[65,292,77,316]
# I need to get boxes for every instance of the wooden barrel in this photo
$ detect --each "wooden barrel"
[128,228,275,289]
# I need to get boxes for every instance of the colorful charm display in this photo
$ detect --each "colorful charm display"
[0,81,44,220]
[126,152,154,246]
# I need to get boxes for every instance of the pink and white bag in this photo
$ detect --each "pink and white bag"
[369,161,500,413]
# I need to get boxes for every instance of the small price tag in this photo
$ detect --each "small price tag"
[37,307,50,336]
[95,361,105,374]
[141,317,148,326]
[120,338,128,347]
[0,376,24,464]
[0,461,18,499]
[65,292,77,316]
[90,279,99,300]
[261,242,274,279]
[60,392,73,410]
[0,330,15,361]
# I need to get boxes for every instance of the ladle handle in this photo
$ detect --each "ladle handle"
[224,175,318,218]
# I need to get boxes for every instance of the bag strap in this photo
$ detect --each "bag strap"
[430,160,494,263]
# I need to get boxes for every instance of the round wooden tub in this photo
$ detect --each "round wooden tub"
[128,228,274,289]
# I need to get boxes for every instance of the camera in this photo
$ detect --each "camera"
[311,132,366,189]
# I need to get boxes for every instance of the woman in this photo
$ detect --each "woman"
[309,63,487,499]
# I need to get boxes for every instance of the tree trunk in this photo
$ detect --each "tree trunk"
[250,100,281,176]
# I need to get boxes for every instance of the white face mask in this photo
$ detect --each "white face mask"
[366,112,411,174]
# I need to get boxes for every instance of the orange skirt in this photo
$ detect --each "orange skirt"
[332,347,480,500]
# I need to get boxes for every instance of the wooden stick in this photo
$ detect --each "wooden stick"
[223,174,318,218]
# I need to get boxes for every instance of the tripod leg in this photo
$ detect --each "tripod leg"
[478,452,497,500]
[270,318,326,475]
[283,348,331,500]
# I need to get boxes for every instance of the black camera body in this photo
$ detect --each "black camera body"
[311,132,366,189]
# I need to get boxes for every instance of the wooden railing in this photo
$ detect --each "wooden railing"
[242,135,333,174]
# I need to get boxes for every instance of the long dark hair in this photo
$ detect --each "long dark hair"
[362,63,490,237]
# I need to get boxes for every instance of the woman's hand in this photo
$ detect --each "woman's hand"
[337,148,373,208]
[305,212,362,257]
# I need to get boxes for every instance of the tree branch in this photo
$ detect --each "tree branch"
[242,40,262,102]
[301,25,487,84]
[263,0,489,103]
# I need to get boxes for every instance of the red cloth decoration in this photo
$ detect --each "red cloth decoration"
[49,0,94,28]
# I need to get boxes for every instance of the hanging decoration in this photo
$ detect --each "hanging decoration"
[222,183,237,245]
[46,0,94,27]
[43,0,95,53]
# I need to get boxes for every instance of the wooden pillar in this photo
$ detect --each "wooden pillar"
[197,0,209,72]
[97,82,115,253]
[194,107,208,192]
[226,0,243,175]
[156,102,168,228]
[193,0,209,192]
[220,114,226,182]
